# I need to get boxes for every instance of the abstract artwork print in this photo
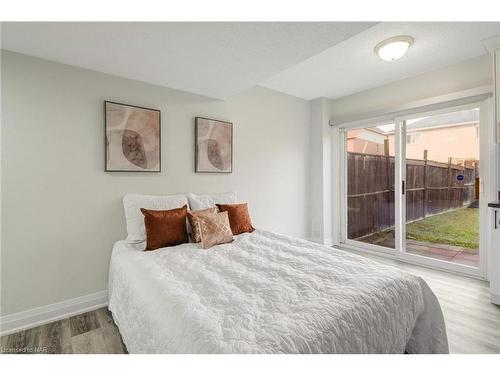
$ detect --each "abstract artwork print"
[105,101,160,172]
[195,117,232,173]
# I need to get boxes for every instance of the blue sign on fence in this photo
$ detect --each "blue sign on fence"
[457,174,464,181]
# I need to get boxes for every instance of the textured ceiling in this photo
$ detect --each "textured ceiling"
[261,22,500,99]
[0,22,374,99]
[3,22,499,101]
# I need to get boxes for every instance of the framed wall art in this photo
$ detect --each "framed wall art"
[105,101,161,172]
[195,117,233,173]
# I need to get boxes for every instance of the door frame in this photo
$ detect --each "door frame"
[334,93,495,279]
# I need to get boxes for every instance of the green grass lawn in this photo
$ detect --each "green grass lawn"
[406,208,479,250]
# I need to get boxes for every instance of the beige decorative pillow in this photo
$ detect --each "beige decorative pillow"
[187,207,219,243]
[198,211,234,249]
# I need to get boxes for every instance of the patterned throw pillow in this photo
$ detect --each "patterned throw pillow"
[187,207,219,243]
[198,211,234,249]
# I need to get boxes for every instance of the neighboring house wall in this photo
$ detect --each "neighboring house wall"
[347,128,387,155]
[347,138,384,155]
[387,123,479,163]
[348,123,480,163]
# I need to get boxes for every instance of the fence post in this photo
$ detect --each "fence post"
[447,157,452,211]
[384,139,390,227]
[461,162,466,207]
[474,161,480,201]
[423,150,428,218]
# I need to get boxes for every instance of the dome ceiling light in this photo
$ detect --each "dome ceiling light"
[374,35,414,62]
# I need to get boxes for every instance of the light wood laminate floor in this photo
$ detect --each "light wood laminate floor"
[1,307,127,354]
[1,252,499,354]
[346,249,500,354]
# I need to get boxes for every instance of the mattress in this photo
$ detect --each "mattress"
[108,230,448,353]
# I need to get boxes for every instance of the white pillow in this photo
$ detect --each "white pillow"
[123,193,189,243]
[187,192,237,211]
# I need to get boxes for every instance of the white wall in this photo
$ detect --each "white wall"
[330,54,493,123]
[309,98,333,245]
[496,49,500,191]
[0,51,311,315]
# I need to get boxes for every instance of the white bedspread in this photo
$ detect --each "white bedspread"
[108,230,448,354]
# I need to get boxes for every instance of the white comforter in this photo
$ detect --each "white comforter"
[108,230,448,354]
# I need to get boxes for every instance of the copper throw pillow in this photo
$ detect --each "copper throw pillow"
[198,211,233,249]
[217,203,255,235]
[187,207,219,243]
[141,205,189,250]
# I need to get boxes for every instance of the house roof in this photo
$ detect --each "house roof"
[407,108,479,131]
[374,108,479,135]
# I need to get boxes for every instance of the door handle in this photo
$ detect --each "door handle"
[402,180,405,195]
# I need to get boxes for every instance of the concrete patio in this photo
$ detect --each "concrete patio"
[355,233,479,268]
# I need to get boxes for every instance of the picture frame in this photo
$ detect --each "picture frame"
[195,117,233,173]
[104,101,161,172]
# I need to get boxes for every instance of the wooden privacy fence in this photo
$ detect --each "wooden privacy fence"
[347,152,477,239]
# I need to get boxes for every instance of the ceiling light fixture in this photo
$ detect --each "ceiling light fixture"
[374,35,414,62]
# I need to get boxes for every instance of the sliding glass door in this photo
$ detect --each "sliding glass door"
[340,103,485,276]
[401,107,481,269]
[344,123,396,253]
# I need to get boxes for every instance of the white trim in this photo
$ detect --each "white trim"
[337,243,396,260]
[338,243,486,281]
[342,238,483,278]
[323,237,334,247]
[398,251,483,278]
[495,50,500,145]
[482,35,500,54]
[0,291,108,336]
[343,239,395,255]
[338,128,348,246]
[331,128,341,246]
[479,97,496,280]
[308,236,334,246]
[330,85,493,129]
[394,101,481,123]
[395,120,404,257]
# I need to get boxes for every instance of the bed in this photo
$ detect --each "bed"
[108,229,448,354]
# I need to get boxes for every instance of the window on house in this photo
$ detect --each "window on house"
[406,133,420,144]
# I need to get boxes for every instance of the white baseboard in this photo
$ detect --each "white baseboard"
[308,237,334,247]
[0,291,108,336]
[323,237,334,247]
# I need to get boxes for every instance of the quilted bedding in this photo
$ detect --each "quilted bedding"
[108,230,448,353]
